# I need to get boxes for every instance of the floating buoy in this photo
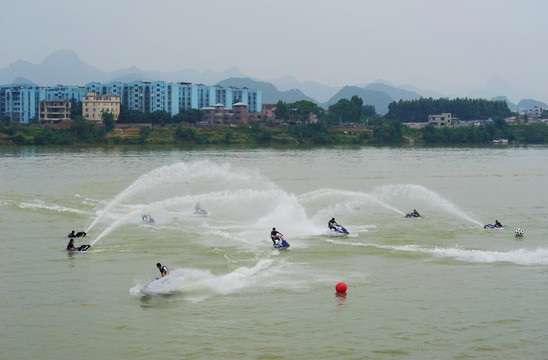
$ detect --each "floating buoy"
[335,282,347,293]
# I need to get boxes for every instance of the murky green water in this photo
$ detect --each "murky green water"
[2,145,547,359]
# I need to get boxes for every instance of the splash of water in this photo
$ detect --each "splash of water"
[86,159,299,247]
[130,259,275,300]
[325,238,548,266]
[86,160,253,233]
[19,200,90,215]
[90,210,136,246]
[299,188,405,216]
[372,184,483,226]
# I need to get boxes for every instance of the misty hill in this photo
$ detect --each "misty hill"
[323,86,395,114]
[0,49,247,86]
[2,49,546,112]
[267,75,341,103]
[491,96,518,111]
[364,82,422,102]
[217,77,316,104]
[0,49,109,86]
[517,99,547,109]
[465,76,526,104]
[398,83,446,99]
[490,97,547,112]
[11,76,34,85]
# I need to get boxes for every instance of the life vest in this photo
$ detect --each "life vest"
[160,266,168,277]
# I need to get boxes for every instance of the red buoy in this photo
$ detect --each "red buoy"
[335,282,347,293]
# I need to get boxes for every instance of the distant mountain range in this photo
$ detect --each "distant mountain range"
[1,49,545,114]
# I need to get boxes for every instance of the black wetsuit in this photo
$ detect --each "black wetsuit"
[271,230,281,244]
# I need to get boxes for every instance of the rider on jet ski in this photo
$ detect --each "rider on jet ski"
[328,218,339,230]
[271,228,283,245]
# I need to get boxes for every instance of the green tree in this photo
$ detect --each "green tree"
[138,126,152,143]
[70,98,82,119]
[274,100,290,120]
[494,117,506,129]
[149,110,171,126]
[362,104,376,117]
[70,116,96,141]
[117,107,148,123]
[327,98,361,125]
[386,97,512,123]
[367,115,384,127]
[1,115,11,127]
[101,111,115,132]
[173,109,202,125]
[288,100,325,124]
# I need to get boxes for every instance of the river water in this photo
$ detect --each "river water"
[1,145,547,359]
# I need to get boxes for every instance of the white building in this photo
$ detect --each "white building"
[428,113,453,127]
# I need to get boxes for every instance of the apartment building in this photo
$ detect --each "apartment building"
[1,81,261,124]
[82,92,121,123]
[428,113,453,127]
[0,84,42,123]
[39,99,71,123]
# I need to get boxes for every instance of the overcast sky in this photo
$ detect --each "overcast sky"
[1,0,547,101]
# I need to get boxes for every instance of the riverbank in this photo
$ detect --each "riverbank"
[1,122,547,146]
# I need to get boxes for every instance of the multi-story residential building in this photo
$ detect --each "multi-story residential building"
[0,84,43,124]
[148,81,179,116]
[232,102,249,124]
[518,106,547,118]
[118,81,179,116]
[1,81,262,124]
[201,104,232,125]
[201,102,251,125]
[44,85,85,102]
[86,81,125,99]
[247,88,261,113]
[178,82,198,110]
[428,113,453,127]
[196,84,216,110]
[82,92,120,123]
[39,99,71,123]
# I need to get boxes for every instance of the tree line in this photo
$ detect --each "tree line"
[2,95,546,146]
[385,97,512,123]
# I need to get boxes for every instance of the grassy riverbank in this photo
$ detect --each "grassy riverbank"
[1,121,547,146]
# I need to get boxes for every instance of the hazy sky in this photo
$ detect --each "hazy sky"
[1,0,547,101]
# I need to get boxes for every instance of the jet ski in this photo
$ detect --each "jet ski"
[484,224,504,229]
[68,244,91,252]
[272,234,290,249]
[194,208,208,215]
[68,231,87,238]
[330,225,349,234]
[142,215,155,224]
[194,202,208,215]
[405,213,421,218]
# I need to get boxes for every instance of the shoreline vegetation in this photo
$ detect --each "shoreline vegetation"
[1,96,547,146]
[2,120,547,147]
